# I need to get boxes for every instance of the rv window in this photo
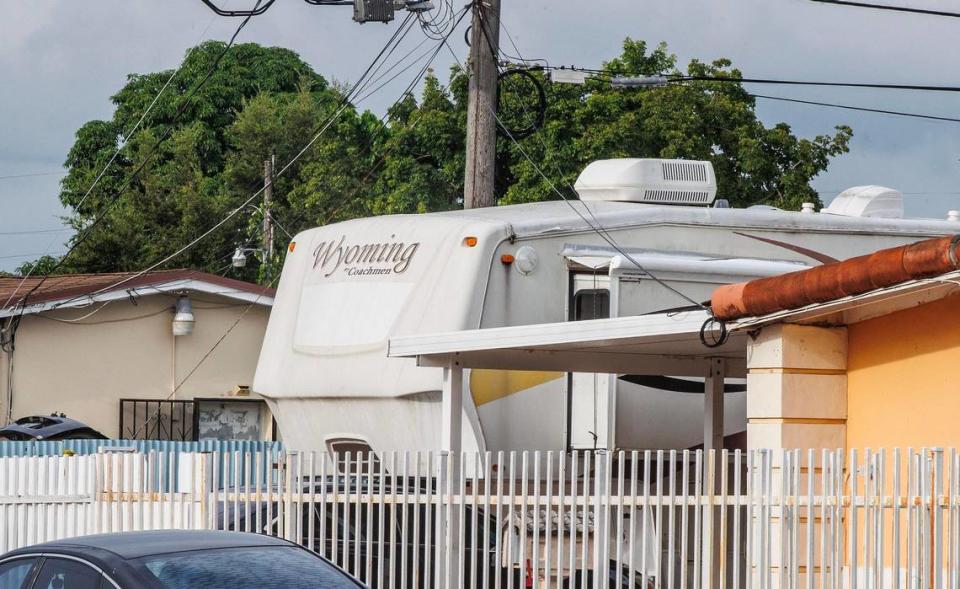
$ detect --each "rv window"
[294,282,414,351]
[573,289,610,321]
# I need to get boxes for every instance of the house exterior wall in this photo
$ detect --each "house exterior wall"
[0,293,270,438]
[846,293,960,450]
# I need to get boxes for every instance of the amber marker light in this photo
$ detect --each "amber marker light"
[288,242,297,253]
[501,254,515,265]
[463,236,478,247]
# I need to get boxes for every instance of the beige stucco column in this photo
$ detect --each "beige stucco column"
[747,323,848,453]
[746,323,848,585]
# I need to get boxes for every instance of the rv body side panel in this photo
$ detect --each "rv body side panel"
[472,218,954,452]
[255,200,960,453]
[254,215,510,452]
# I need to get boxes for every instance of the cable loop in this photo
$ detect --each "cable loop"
[699,315,730,349]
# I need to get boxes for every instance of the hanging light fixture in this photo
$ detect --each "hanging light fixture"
[172,295,195,337]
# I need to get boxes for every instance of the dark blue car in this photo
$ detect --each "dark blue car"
[0,530,364,588]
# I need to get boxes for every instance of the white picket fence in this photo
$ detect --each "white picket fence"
[2,448,959,589]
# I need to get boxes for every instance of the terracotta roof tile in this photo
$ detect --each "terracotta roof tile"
[711,235,960,321]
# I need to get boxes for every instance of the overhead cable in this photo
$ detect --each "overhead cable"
[809,0,960,17]
[441,38,711,315]
[44,12,426,311]
[3,1,265,316]
[541,65,960,94]
[0,171,66,181]
[751,93,960,124]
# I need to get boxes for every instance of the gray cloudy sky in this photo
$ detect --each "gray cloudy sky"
[3,0,960,271]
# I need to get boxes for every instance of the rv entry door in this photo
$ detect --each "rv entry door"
[567,273,616,450]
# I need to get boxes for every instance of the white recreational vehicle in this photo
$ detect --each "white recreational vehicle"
[254,159,957,454]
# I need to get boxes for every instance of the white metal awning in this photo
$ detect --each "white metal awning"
[388,309,746,377]
[388,309,746,453]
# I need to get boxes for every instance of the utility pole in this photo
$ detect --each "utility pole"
[263,156,275,263]
[463,0,501,209]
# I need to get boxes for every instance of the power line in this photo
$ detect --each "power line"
[444,35,709,314]
[680,75,960,93]
[74,12,222,216]
[127,11,457,438]
[0,252,67,261]
[4,2,264,316]
[0,171,66,181]
[40,13,425,312]
[542,65,960,94]
[809,0,960,17]
[752,93,960,124]
[0,9,223,310]
[534,64,960,125]
[0,228,71,236]
[318,7,472,225]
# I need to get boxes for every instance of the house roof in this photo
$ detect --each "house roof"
[0,269,275,318]
[729,268,960,330]
[711,235,960,322]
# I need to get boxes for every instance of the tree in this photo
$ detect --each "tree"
[398,39,850,211]
[16,255,61,277]
[56,41,368,282]
[42,38,851,282]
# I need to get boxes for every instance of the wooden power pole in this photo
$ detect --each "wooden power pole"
[263,157,275,262]
[463,0,501,209]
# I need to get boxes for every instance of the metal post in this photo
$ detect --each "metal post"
[440,358,463,588]
[463,0,501,209]
[592,451,610,589]
[440,359,463,454]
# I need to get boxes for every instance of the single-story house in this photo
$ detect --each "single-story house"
[712,234,960,453]
[0,270,275,441]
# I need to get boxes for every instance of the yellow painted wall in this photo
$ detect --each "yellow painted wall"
[846,293,960,450]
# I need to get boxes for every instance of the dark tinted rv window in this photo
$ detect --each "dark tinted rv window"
[573,290,610,321]
[326,438,382,474]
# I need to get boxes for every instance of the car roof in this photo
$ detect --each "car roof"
[0,414,103,440]
[6,530,294,560]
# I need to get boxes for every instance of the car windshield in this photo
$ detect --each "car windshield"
[135,545,356,589]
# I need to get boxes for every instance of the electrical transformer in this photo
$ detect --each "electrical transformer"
[353,0,395,23]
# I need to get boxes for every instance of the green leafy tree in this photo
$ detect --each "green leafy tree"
[42,38,851,283]
[56,41,366,281]
[400,39,850,211]
[16,255,62,277]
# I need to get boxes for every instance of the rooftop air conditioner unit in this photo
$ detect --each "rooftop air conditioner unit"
[822,185,903,219]
[574,158,717,206]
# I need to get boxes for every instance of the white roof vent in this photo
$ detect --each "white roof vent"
[822,185,903,219]
[574,158,717,206]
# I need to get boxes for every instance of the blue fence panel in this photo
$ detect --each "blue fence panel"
[0,439,284,491]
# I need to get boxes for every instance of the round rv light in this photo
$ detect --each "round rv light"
[231,248,248,268]
[514,246,539,275]
[463,236,478,247]
[172,295,195,337]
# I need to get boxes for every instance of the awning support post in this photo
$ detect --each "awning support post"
[704,357,725,452]
[438,357,462,588]
[702,357,725,589]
